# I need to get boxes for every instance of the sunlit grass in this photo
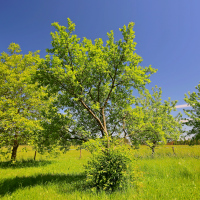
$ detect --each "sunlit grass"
[134,144,200,158]
[0,145,200,199]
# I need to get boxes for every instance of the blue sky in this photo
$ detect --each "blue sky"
[1,0,199,121]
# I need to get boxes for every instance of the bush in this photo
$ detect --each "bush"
[84,138,141,192]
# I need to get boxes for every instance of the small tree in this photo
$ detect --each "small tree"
[184,83,200,140]
[126,86,182,155]
[0,43,52,160]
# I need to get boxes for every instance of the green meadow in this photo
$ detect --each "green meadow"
[0,145,200,200]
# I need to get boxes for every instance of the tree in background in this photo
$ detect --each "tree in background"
[184,83,200,141]
[126,86,182,155]
[36,18,156,145]
[0,43,53,160]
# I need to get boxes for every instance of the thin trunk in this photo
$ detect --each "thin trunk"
[99,111,104,137]
[102,108,109,148]
[151,141,157,157]
[34,151,37,161]
[123,116,127,139]
[102,108,108,135]
[11,135,19,161]
[151,147,155,157]
[172,147,176,155]
[79,147,82,159]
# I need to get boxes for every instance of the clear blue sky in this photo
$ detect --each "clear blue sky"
[1,0,200,119]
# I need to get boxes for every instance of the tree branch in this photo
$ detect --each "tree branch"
[79,98,105,136]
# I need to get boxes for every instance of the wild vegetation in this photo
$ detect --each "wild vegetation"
[0,145,200,200]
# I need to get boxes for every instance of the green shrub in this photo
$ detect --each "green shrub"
[84,138,141,192]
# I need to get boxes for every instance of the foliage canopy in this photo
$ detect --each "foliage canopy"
[126,87,182,154]
[0,43,52,159]
[36,18,156,140]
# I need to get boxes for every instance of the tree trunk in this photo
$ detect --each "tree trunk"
[79,147,81,159]
[11,136,19,161]
[151,147,155,157]
[123,116,126,139]
[172,147,176,155]
[102,108,110,148]
[151,141,157,157]
[34,151,37,161]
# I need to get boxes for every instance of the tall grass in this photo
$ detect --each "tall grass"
[133,145,200,159]
[0,145,200,199]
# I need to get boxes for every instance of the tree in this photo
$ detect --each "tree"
[36,18,156,144]
[126,86,182,155]
[184,83,200,140]
[0,43,52,160]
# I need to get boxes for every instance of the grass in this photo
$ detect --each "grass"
[0,145,200,199]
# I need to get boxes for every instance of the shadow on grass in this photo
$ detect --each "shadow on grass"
[0,159,52,169]
[0,173,86,197]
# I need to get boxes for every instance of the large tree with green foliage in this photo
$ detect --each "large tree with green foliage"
[184,83,200,141]
[0,43,54,160]
[126,87,182,155]
[36,18,156,144]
